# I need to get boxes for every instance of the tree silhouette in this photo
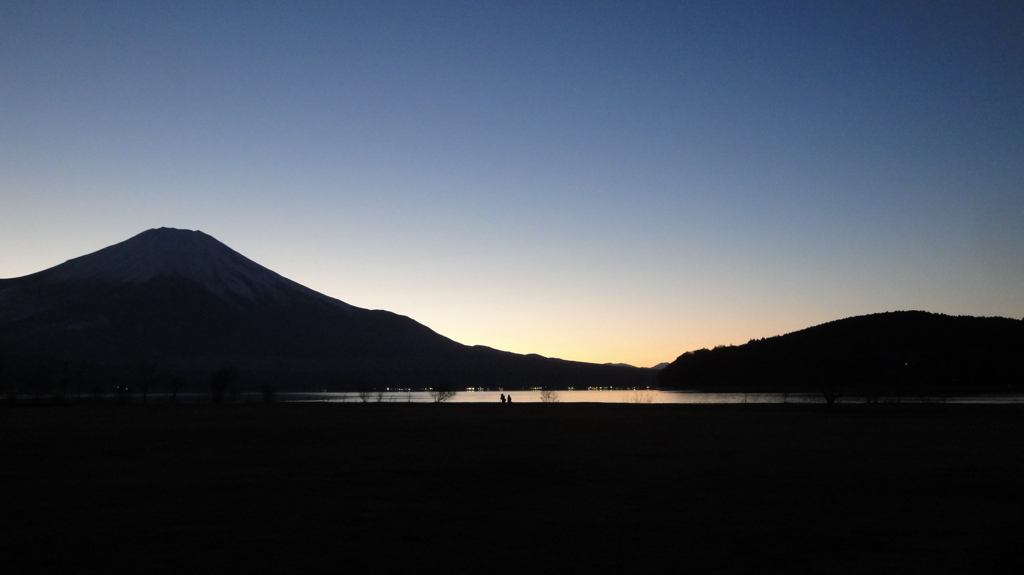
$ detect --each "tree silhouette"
[357,385,374,403]
[209,367,237,403]
[260,384,278,403]
[539,388,560,403]
[0,358,11,406]
[429,381,456,403]
[167,377,185,403]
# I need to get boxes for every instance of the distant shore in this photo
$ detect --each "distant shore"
[6,388,1024,406]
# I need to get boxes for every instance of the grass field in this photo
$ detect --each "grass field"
[2,403,1022,574]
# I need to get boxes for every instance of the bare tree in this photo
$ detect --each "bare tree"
[77,361,96,402]
[357,386,374,403]
[429,382,456,403]
[539,388,560,403]
[135,364,155,404]
[30,362,49,405]
[209,366,237,403]
[166,377,185,403]
[628,389,655,404]
[261,384,278,403]
[58,361,69,403]
[0,358,13,406]
[821,386,842,410]
[819,368,852,410]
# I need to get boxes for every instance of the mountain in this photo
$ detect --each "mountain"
[0,228,653,392]
[658,311,1024,396]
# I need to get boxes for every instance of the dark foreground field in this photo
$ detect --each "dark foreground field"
[2,403,1022,574]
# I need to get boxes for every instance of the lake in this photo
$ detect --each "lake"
[13,389,1024,405]
[282,389,1024,404]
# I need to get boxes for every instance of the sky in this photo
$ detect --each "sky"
[2,1,1022,368]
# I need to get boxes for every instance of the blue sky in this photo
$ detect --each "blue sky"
[2,1,1022,367]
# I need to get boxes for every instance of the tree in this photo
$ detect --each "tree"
[815,369,845,411]
[30,362,49,404]
[429,382,456,403]
[357,385,374,403]
[628,389,655,403]
[135,364,155,404]
[209,367,237,403]
[58,361,69,403]
[261,384,278,404]
[77,361,96,402]
[539,388,560,403]
[167,377,185,403]
[0,358,12,406]
[821,385,842,410]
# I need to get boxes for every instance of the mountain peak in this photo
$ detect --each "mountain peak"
[39,227,350,309]
[134,226,218,243]
[0,228,656,392]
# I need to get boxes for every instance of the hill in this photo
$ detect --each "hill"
[658,311,1024,397]
[0,228,653,393]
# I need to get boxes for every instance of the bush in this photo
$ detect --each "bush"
[429,382,456,403]
[539,389,560,403]
[209,367,237,403]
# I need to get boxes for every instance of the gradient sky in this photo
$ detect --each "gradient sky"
[2,1,1022,367]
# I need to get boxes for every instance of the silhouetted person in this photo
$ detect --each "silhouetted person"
[507,394,512,403]
[500,393,506,403]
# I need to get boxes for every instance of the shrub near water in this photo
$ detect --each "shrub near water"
[429,381,456,403]
[539,389,560,403]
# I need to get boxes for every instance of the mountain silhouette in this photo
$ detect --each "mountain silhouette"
[0,228,652,391]
[658,311,1024,396]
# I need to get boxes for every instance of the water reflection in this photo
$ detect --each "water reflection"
[283,390,1024,404]
[15,390,1023,405]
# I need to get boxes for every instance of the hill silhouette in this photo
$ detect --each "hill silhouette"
[0,228,653,393]
[658,311,1024,398]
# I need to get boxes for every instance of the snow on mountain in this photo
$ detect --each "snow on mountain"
[39,228,353,312]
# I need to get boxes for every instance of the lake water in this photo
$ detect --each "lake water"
[14,389,1024,405]
[282,390,1024,404]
